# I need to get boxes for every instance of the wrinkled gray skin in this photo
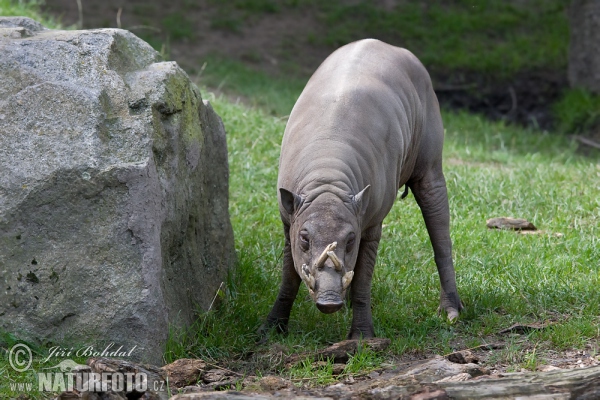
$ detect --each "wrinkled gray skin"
[263,39,463,340]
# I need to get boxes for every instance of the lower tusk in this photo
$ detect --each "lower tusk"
[342,270,354,290]
[301,264,315,290]
[302,263,311,277]
[327,251,342,271]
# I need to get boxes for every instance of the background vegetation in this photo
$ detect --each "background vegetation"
[1,0,599,398]
[204,0,569,74]
[196,0,598,134]
[0,0,58,27]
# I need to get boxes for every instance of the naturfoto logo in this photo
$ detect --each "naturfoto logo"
[7,343,162,394]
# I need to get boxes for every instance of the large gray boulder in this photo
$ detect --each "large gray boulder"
[0,17,235,364]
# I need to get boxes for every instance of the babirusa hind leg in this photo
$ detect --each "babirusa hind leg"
[411,172,463,321]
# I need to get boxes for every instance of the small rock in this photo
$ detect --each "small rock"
[446,350,478,364]
[258,375,291,391]
[486,217,537,231]
[332,363,346,375]
[466,366,490,378]
[161,358,206,388]
[368,371,380,379]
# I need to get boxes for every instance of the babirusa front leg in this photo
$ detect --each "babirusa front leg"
[259,226,301,339]
[348,224,382,339]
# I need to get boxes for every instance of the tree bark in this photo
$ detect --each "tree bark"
[569,0,600,93]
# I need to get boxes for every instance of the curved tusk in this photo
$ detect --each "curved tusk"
[342,270,354,290]
[301,264,315,290]
[327,251,342,271]
[302,263,310,277]
[316,241,337,269]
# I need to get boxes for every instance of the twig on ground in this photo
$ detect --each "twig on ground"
[442,342,505,358]
[572,135,600,150]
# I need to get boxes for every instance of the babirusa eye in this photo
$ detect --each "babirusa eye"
[346,233,356,252]
[299,231,310,251]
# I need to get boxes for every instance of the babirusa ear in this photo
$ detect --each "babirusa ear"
[279,188,304,215]
[352,185,371,216]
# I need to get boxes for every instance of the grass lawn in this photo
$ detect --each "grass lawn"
[163,62,599,381]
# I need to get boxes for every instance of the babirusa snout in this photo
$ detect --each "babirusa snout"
[300,242,349,306]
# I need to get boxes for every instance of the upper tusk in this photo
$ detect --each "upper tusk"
[327,251,342,271]
[316,241,337,269]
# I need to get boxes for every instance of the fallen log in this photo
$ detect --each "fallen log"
[438,365,600,399]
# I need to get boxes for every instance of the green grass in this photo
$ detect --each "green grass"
[553,88,600,134]
[160,61,600,381]
[0,0,60,27]
[197,56,306,116]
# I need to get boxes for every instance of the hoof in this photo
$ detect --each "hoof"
[446,308,460,323]
[347,328,375,340]
[256,318,288,344]
[438,304,464,324]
